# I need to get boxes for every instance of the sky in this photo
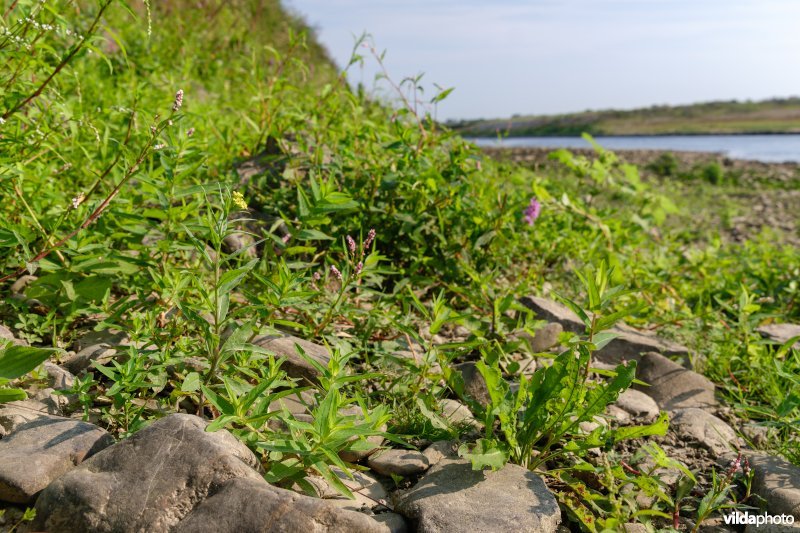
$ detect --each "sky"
[284,0,800,121]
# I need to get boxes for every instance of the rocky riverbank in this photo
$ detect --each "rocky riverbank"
[2,297,800,532]
[483,146,800,246]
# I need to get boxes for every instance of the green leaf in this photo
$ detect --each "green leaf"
[0,346,56,379]
[614,411,670,442]
[218,259,258,294]
[458,438,508,470]
[0,387,28,403]
[181,372,201,392]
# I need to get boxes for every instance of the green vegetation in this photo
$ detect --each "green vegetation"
[452,98,800,136]
[1,1,798,530]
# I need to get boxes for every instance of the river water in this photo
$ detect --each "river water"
[469,134,800,163]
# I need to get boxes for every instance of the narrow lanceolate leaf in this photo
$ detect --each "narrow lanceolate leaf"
[614,411,670,442]
[0,345,57,379]
[0,388,28,403]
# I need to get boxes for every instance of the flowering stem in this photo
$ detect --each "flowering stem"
[0,107,172,283]
[1,0,113,121]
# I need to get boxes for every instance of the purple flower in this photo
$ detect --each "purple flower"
[346,235,356,255]
[330,265,342,281]
[523,197,541,226]
[172,89,184,112]
[363,228,376,251]
[355,261,363,275]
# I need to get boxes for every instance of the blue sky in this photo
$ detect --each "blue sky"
[285,0,800,121]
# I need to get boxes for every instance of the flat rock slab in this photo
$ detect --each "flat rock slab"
[175,477,389,533]
[742,453,800,520]
[756,323,800,350]
[519,296,688,364]
[396,458,560,533]
[0,416,113,503]
[634,352,717,411]
[31,413,264,532]
[368,449,430,477]
[252,333,331,385]
[670,408,739,457]
[0,400,62,436]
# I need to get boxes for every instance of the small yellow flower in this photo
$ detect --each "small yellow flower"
[232,191,248,210]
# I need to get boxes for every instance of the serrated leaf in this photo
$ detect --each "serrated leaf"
[458,438,508,471]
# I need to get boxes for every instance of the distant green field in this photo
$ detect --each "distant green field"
[452,98,800,136]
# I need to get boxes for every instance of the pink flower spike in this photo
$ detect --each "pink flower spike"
[172,89,184,112]
[330,265,342,281]
[346,235,356,254]
[523,197,541,226]
[363,228,376,250]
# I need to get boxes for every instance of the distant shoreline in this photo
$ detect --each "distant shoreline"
[451,97,800,138]
[466,131,800,138]
[480,145,800,173]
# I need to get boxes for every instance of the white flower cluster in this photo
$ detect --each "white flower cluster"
[25,17,56,32]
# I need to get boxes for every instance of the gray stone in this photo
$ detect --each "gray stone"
[0,324,26,346]
[742,453,800,520]
[525,322,563,352]
[423,441,458,467]
[520,296,585,334]
[174,477,388,533]
[519,296,689,364]
[615,388,660,420]
[252,333,331,385]
[368,449,430,477]
[598,323,689,365]
[0,416,113,503]
[62,343,118,374]
[0,400,59,434]
[339,432,385,463]
[606,404,632,424]
[72,329,130,352]
[299,469,389,514]
[671,408,739,456]
[31,414,264,532]
[757,323,800,350]
[43,361,75,390]
[221,232,257,258]
[9,274,37,296]
[373,512,409,532]
[623,522,648,532]
[395,458,561,532]
[634,352,717,410]
[440,399,480,430]
[453,362,490,407]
